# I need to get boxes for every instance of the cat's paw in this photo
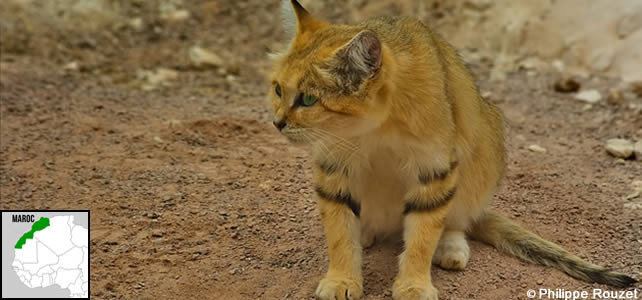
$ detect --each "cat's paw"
[433,232,470,271]
[392,281,438,300]
[315,276,363,300]
[433,247,469,270]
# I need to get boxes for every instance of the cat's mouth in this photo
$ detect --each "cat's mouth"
[280,128,311,145]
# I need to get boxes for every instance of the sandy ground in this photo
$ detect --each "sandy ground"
[1,1,641,299]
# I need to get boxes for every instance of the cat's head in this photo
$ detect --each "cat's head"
[268,0,389,144]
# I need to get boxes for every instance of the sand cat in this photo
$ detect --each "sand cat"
[267,1,637,299]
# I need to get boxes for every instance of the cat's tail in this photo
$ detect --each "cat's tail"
[468,210,637,288]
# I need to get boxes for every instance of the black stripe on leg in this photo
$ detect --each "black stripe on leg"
[315,186,360,217]
[418,161,458,184]
[403,188,456,214]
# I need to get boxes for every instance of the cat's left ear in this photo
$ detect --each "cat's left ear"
[281,0,325,39]
[334,30,382,85]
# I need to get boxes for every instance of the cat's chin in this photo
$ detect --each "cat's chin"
[284,135,311,146]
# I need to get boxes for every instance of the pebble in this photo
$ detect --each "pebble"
[554,78,580,93]
[551,60,565,72]
[161,9,191,22]
[631,81,642,98]
[137,68,178,91]
[605,138,634,158]
[607,88,626,105]
[625,191,640,201]
[464,0,493,11]
[128,17,144,32]
[528,144,547,153]
[63,61,79,71]
[574,89,602,103]
[634,140,642,161]
[189,46,223,69]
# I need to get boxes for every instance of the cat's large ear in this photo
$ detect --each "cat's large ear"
[281,0,325,39]
[332,30,382,90]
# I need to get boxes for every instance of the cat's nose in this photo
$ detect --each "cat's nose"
[273,120,287,131]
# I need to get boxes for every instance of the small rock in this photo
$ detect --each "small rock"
[574,89,602,104]
[519,56,545,71]
[605,138,634,158]
[63,62,79,71]
[625,191,640,201]
[631,81,642,98]
[528,144,547,153]
[189,46,223,69]
[137,68,178,90]
[464,0,492,11]
[589,49,614,72]
[128,17,144,32]
[554,78,580,93]
[616,11,642,39]
[606,88,626,105]
[153,136,165,143]
[581,104,592,111]
[161,9,191,22]
[623,201,642,209]
[634,140,642,161]
[551,60,565,72]
[536,279,543,285]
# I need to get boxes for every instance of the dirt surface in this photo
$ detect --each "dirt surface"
[1,1,640,299]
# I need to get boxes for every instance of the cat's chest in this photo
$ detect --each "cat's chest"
[350,146,412,201]
[349,146,410,235]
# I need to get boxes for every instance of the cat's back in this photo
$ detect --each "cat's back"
[360,16,443,58]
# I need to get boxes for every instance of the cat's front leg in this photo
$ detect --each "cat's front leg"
[314,160,363,300]
[393,163,459,300]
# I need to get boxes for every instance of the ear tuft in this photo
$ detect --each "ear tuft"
[281,0,297,39]
[281,0,325,40]
[338,31,382,76]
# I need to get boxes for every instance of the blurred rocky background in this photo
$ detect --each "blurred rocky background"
[2,0,642,81]
[1,1,640,298]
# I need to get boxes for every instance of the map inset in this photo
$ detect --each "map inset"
[1,211,89,299]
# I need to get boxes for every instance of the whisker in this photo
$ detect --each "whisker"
[307,129,361,164]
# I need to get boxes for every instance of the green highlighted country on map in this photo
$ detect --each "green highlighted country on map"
[14,217,50,249]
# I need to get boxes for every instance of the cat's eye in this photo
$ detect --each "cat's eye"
[300,94,318,107]
[275,84,282,97]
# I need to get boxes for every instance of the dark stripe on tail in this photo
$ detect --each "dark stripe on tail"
[470,211,637,288]
[514,238,637,288]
